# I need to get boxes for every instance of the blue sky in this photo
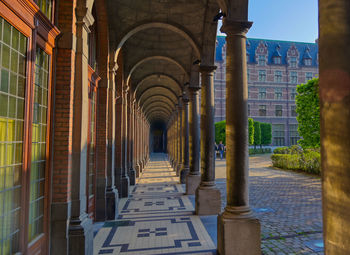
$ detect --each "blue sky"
[218,0,318,43]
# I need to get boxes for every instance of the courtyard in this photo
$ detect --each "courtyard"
[94,153,323,254]
[216,155,323,254]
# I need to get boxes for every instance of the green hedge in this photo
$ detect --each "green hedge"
[271,151,320,175]
[249,148,272,155]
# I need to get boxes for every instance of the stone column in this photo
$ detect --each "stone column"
[135,106,141,174]
[121,84,130,197]
[195,65,221,215]
[217,20,261,254]
[68,7,93,255]
[176,98,183,175]
[186,86,201,194]
[141,115,145,168]
[104,64,118,220]
[128,97,136,185]
[134,103,139,178]
[173,108,178,169]
[319,1,350,253]
[180,92,190,183]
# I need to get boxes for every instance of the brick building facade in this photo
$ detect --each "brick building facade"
[214,36,319,146]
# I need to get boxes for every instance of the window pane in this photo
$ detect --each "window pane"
[0,17,27,254]
[28,47,50,241]
[35,0,52,19]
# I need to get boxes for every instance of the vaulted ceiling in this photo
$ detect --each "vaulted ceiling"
[106,0,220,125]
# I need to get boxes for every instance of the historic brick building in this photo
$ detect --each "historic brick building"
[214,36,319,146]
[0,0,349,254]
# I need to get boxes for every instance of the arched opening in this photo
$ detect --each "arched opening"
[150,121,167,153]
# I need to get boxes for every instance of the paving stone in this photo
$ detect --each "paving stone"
[216,154,323,254]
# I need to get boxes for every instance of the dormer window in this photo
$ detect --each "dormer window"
[290,57,297,68]
[302,47,312,66]
[258,55,266,66]
[304,59,312,66]
[273,57,281,65]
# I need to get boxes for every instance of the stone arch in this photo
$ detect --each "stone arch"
[140,95,176,111]
[139,93,177,107]
[143,101,174,115]
[134,73,182,96]
[136,85,179,101]
[146,108,172,118]
[127,56,189,85]
[115,22,201,62]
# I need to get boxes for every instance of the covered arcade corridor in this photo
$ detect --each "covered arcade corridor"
[0,0,350,254]
[94,153,217,254]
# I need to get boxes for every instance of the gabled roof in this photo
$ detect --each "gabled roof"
[215,36,318,67]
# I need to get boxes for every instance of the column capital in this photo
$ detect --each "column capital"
[199,65,217,73]
[220,20,253,37]
[178,96,183,108]
[182,94,190,103]
[188,85,201,91]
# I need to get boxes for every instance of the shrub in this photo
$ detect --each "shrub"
[248,118,254,145]
[271,151,320,175]
[253,122,261,148]
[273,147,290,154]
[215,120,226,144]
[296,78,320,149]
[260,122,272,146]
[249,148,272,155]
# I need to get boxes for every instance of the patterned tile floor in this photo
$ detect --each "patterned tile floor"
[94,154,216,255]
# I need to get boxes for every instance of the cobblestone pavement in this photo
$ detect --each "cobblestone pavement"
[215,154,324,254]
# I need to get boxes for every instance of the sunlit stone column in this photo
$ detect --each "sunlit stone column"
[136,106,142,173]
[128,97,136,185]
[195,65,221,215]
[319,0,350,253]
[173,106,179,170]
[68,8,93,254]
[186,86,201,194]
[120,84,130,197]
[180,90,190,183]
[104,63,118,220]
[218,20,261,254]
[177,97,183,175]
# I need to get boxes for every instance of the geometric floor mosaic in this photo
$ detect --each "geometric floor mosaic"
[94,154,216,254]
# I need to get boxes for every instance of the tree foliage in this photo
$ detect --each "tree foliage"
[253,121,261,148]
[296,78,320,148]
[215,120,226,144]
[260,122,272,145]
[248,118,254,145]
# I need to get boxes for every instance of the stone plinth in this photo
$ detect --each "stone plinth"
[195,186,221,215]
[218,212,261,255]
[186,174,201,195]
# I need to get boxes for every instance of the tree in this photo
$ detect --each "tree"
[248,118,254,145]
[296,78,320,148]
[215,120,226,145]
[253,121,261,149]
[260,122,272,146]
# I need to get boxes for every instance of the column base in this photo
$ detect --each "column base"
[217,210,261,255]
[95,177,107,221]
[180,166,189,184]
[186,174,201,195]
[121,175,130,198]
[136,163,141,177]
[172,160,177,170]
[176,164,182,176]
[105,188,119,220]
[195,185,221,215]
[129,167,136,185]
[50,201,71,255]
[68,214,93,255]
[114,168,123,198]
